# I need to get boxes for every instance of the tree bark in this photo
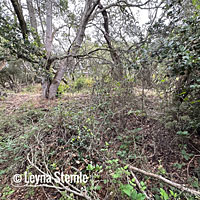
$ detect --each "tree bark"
[41,0,53,98]
[26,0,41,45]
[48,0,100,99]
[98,3,123,80]
[11,0,100,99]
[10,0,28,39]
[26,0,37,32]
[45,0,52,59]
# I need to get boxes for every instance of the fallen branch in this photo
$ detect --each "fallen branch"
[26,152,92,200]
[187,155,200,178]
[128,165,200,197]
[130,170,151,200]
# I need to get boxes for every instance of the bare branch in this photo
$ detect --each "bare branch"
[129,165,200,197]
[96,0,163,13]
[130,170,151,200]
[26,152,92,200]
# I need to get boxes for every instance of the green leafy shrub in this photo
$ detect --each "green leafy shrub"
[74,76,93,91]
[57,83,70,96]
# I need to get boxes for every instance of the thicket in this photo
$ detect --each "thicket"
[0,0,200,199]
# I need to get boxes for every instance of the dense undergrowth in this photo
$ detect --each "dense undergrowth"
[0,82,200,200]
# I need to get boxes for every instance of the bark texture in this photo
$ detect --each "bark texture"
[45,0,52,59]
[98,3,123,80]
[48,0,100,99]
[26,0,37,32]
[41,0,53,98]
[10,0,28,39]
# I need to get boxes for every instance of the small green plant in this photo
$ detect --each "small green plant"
[160,188,169,200]
[59,191,74,200]
[73,77,93,91]
[181,145,193,161]
[86,163,103,172]
[50,162,58,170]
[173,162,185,169]
[158,163,166,175]
[159,188,180,200]
[1,185,15,200]
[120,183,146,200]
[176,131,189,136]
[73,77,83,91]
[169,189,178,199]
[117,150,127,158]
[57,83,70,96]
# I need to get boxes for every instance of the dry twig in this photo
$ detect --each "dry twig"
[187,155,200,178]
[129,165,200,197]
[130,170,151,199]
[26,152,92,200]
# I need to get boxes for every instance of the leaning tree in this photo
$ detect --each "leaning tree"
[0,0,163,99]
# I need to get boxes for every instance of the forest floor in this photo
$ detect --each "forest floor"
[0,85,200,200]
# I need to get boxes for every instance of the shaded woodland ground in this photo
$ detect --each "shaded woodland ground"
[0,83,199,200]
[0,0,200,199]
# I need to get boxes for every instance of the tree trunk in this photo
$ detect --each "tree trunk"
[48,60,66,99]
[98,3,124,81]
[10,0,28,39]
[41,77,50,98]
[40,0,53,99]
[26,0,37,32]
[45,0,52,59]
[47,0,100,99]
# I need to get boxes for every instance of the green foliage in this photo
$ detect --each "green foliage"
[160,188,169,200]
[59,191,74,200]
[1,185,15,200]
[173,162,185,169]
[176,131,189,136]
[57,83,70,96]
[155,16,200,134]
[145,2,200,135]
[86,163,102,172]
[181,146,193,161]
[0,85,199,199]
[104,161,147,200]
[192,0,200,10]
[120,184,146,200]
[0,16,44,63]
[73,76,93,91]
[74,77,85,91]
[59,0,69,13]
[157,188,181,200]
[0,60,39,91]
